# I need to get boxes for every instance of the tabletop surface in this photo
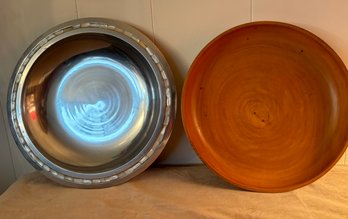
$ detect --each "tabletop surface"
[0,165,347,219]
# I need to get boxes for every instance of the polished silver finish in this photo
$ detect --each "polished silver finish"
[8,18,176,188]
[47,55,149,167]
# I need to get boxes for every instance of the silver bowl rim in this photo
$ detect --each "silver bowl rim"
[7,17,176,188]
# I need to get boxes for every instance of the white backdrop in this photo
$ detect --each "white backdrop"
[0,0,347,193]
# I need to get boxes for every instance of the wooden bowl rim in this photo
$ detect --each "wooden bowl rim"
[182,21,348,192]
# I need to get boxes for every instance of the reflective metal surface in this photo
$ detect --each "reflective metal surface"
[8,18,176,187]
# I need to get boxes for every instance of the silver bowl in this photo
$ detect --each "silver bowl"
[8,18,176,188]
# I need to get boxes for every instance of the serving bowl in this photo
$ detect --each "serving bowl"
[182,21,348,192]
[8,18,176,188]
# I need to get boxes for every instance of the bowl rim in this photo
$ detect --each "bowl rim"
[8,17,176,188]
[181,21,348,192]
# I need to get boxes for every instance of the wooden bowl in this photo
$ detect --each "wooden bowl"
[182,21,348,192]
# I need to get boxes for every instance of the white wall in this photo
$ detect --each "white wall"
[0,0,347,193]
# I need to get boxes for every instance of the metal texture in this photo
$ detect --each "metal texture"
[8,18,176,188]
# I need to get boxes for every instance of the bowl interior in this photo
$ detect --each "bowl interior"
[182,22,348,192]
[22,33,161,173]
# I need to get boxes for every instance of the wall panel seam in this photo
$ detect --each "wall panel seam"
[250,0,253,22]
[75,0,80,19]
[149,0,156,43]
[0,100,16,179]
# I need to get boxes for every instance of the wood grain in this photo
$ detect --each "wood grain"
[182,22,348,192]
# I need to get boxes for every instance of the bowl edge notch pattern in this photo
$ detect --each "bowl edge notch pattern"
[8,18,176,188]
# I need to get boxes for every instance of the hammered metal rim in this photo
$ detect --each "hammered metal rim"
[8,18,176,188]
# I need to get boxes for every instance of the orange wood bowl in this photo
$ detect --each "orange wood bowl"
[182,21,348,192]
